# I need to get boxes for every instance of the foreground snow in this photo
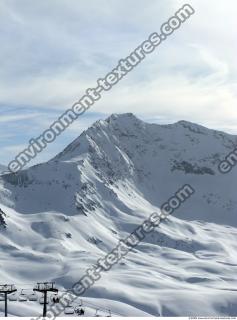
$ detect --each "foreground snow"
[0,204,237,316]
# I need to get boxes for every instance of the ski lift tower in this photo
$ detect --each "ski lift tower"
[0,284,17,317]
[33,282,58,317]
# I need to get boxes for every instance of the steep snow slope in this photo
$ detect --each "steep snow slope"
[0,113,236,316]
[1,113,237,225]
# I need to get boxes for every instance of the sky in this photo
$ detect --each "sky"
[0,0,237,166]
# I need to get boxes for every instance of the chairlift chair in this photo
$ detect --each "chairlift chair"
[75,306,85,316]
[19,290,28,302]
[9,293,18,301]
[51,294,60,304]
[39,294,49,305]
[64,305,75,315]
[95,309,101,317]
[19,295,27,302]
[28,293,38,302]
[77,299,83,307]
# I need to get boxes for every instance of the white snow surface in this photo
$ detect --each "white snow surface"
[0,164,7,174]
[0,113,237,316]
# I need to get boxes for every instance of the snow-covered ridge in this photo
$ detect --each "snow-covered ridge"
[1,113,236,224]
[0,113,237,316]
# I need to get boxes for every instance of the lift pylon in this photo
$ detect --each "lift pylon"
[0,284,17,317]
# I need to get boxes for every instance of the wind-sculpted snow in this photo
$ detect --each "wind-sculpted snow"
[0,114,236,316]
[0,204,237,316]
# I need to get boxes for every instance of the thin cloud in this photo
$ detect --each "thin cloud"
[0,0,236,166]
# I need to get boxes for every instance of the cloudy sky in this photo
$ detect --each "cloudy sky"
[0,0,236,166]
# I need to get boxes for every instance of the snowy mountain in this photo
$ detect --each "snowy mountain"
[0,113,237,316]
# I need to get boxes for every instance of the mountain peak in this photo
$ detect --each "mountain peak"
[51,113,236,165]
[105,113,138,122]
